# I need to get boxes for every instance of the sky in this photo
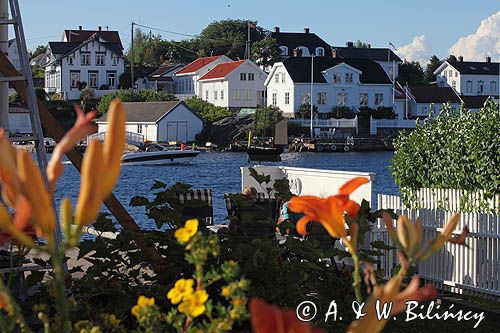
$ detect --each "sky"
[18,0,500,64]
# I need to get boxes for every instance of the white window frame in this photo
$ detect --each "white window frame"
[96,53,105,66]
[240,73,247,81]
[451,81,456,90]
[359,93,368,107]
[491,81,497,93]
[221,89,224,100]
[375,93,384,106]
[281,73,285,83]
[333,73,341,83]
[88,72,98,88]
[107,72,116,88]
[317,92,326,105]
[70,72,80,88]
[301,92,311,105]
[214,90,218,100]
[345,73,353,83]
[337,92,348,106]
[272,93,277,106]
[466,80,472,93]
[112,56,119,66]
[315,47,324,57]
[81,53,90,65]
[275,73,279,83]
[279,46,288,56]
[205,90,209,100]
[284,92,290,105]
[248,73,254,81]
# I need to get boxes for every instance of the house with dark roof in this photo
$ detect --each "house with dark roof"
[265,56,392,115]
[174,55,232,98]
[197,59,267,108]
[96,101,203,142]
[332,42,402,81]
[434,56,499,97]
[135,64,185,93]
[44,26,125,100]
[405,86,461,117]
[271,27,332,58]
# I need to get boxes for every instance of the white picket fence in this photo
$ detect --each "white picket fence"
[374,190,500,298]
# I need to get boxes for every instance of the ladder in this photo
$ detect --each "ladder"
[0,0,63,246]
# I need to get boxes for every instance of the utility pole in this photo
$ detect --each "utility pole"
[130,21,134,90]
[310,55,314,138]
[0,0,9,135]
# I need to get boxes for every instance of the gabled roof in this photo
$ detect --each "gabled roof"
[49,42,81,55]
[148,64,184,78]
[332,46,402,62]
[409,86,461,104]
[97,101,202,123]
[64,29,123,49]
[272,31,331,56]
[176,55,225,75]
[280,56,392,84]
[199,60,246,80]
[445,60,499,75]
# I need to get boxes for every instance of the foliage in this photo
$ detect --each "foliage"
[331,106,356,119]
[424,55,443,82]
[30,44,47,59]
[253,106,282,137]
[396,61,426,85]
[184,97,231,122]
[372,106,397,119]
[99,84,109,90]
[251,37,282,68]
[353,40,370,48]
[97,89,176,115]
[295,103,318,119]
[80,88,96,101]
[31,65,45,79]
[391,100,500,212]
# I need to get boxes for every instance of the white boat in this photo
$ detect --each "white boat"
[121,144,200,165]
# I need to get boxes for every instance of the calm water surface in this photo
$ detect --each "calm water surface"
[55,151,398,229]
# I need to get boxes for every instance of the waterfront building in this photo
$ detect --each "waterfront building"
[44,26,125,100]
[265,56,392,116]
[405,86,461,117]
[96,101,203,143]
[198,59,268,108]
[135,64,184,94]
[271,26,332,59]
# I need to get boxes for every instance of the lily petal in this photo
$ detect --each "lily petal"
[338,177,369,195]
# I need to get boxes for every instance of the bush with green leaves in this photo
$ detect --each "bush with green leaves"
[391,100,500,212]
[252,106,282,137]
[97,89,176,115]
[331,106,356,119]
[295,104,317,119]
[184,97,231,122]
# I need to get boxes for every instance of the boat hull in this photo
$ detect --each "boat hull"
[121,150,200,165]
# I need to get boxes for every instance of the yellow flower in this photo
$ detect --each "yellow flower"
[167,278,194,304]
[232,297,245,306]
[131,305,141,318]
[131,295,155,319]
[178,289,208,318]
[174,219,199,243]
[221,286,231,297]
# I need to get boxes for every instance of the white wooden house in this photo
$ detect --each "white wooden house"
[96,101,203,143]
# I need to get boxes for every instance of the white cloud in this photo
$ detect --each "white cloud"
[448,11,500,61]
[395,35,432,65]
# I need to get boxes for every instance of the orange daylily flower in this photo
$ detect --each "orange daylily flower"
[250,298,325,333]
[288,177,369,239]
[0,129,20,207]
[348,275,437,333]
[0,198,35,248]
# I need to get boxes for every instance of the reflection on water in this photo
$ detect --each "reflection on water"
[55,151,398,229]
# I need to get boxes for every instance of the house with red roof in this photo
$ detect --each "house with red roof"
[174,55,232,98]
[198,59,267,108]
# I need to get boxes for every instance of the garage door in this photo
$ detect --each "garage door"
[166,122,188,142]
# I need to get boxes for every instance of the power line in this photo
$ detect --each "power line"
[133,23,197,39]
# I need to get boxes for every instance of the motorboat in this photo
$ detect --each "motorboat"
[121,144,200,165]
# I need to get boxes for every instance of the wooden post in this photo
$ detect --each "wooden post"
[0,51,166,273]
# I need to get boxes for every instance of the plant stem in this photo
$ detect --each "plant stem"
[51,246,71,332]
[0,274,32,333]
[351,252,363,303]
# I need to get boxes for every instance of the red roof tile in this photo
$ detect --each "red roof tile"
[199,60,246,80]
[176,55,224,75]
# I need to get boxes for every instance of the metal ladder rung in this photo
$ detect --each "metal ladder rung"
[9,135,40,142]
[0,75,25,82]
[0,19,17,25]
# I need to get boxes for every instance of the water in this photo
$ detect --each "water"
[55,151,398,229]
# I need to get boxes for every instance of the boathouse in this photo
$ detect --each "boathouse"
[96,101,203,143]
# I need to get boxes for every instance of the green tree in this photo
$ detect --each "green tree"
[253,106,282,137]
[30,44,47,59]
[184,97,231,122]
[396,61,426,85]
[354,40,370,48]
[447,55,458,62]
[424,55,442,83]
[251,37,281,68]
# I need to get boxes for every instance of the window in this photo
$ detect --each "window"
[70,72,80,88]
[452,81,456,90]
[375,93,384,106]
[96,53,105,66]
[345,73,353,83]
[68,55,74,65]
[466,80,472,93]
[205,90,209,100]
[337,92,348,106]
[81,53,90,65]
[281,73,286,83]
[248,73,254,81]
[272,93,277,105]
[491,81,497,93]
[317,92,326,105]
[301,92,311,104]
[107,72,116,87]
[478,80,484,93]
[233,90,240,100]
[333,73,341,83]
[359,93,368,107]
[214,90,218,100]
[275,73,280,83]
[455,71,458,77]
[284,92,290,105]
[279,46,288,56]
[112,56,118,66]
[315,47,324,56]
[88,72,98,88]
[240,73,247,81]
[244,90,252,100]
[221,89,224,100]
[137,125,143,134]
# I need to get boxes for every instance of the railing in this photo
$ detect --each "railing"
[370,117,424,135]
[289,116,358,129]
[87,131,144,147]
[374,191,500,298]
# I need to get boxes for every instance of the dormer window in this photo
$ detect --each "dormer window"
[68,55,74,65]
[279,46,288,56]
[345,73,353,83]
[315,47,324,57]
[333,73,341,83]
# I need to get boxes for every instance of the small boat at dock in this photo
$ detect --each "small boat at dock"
[121,144,200,165]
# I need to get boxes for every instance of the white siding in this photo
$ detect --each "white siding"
[436,63,499,96]
[157,104,203,142]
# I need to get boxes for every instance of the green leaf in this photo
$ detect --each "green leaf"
[370,241,396,250]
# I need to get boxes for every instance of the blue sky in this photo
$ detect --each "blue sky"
[20,0,499,61]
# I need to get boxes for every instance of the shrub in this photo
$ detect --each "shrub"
[35,87,48,101]
[80,88,96,101]
[184,97,231,122]
[253,106,282,137]
[295,104,317,119]
[99,84,110,90]
[331,106,356,119]
[391,100,500,212]
[97,89,176,115]
[372,106,397,119]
